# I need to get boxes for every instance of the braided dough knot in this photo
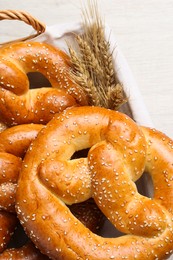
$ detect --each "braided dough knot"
[16,106,173,260]
[0,41,88,126]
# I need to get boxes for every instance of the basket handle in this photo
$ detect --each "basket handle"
[0,9,46,46]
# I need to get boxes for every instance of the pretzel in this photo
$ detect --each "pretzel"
[0,123,43,252]
[0,122,105,256]
[0,241,49,260]
[16,106,173,260]
[0,41,88,126]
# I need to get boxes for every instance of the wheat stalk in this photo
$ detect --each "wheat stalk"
[68,0,127,110]
[68,46,100,106]
[75,35,108,105]
[76,35,103,76]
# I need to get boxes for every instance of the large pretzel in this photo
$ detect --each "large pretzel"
[16,106,173,260]
[0,41,88,126]
[0,122,104,257]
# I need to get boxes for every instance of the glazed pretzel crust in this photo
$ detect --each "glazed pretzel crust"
[16,106,173,260]
[0,41,88,126]
[0,121,104,257]
[0,124,43,252]
[0,241,49,260]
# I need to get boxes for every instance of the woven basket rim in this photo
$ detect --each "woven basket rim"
[0,9,46,46]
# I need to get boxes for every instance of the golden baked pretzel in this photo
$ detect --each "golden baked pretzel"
[0,123,43,252]
[0,41,88,126]
[0,121,104,256]
[0,241,49,260]
[16,106,173,260]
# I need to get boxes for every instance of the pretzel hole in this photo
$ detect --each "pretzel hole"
[7,221,28,248]
[27,72,51,89]
[135,172,154,198]
[97,218,125,238]
[71,148,89,159]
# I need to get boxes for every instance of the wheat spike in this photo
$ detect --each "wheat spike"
[68,0,127,110]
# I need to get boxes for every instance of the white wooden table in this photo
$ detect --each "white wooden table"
[1,0,173,138]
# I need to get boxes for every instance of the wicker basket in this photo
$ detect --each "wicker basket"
[0,9,45,46]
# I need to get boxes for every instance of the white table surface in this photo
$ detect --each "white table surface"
[1,0,173,138]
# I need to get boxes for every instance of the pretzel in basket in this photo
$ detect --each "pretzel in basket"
[0,123,43,252]
[0,41,88,126]
[0,122,105,257]
[0,241,49,260]
[15,106,173,260]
